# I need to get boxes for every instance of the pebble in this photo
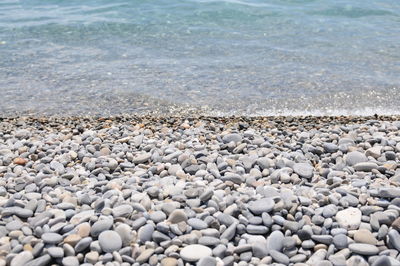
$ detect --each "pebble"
[180,244,212,262]
[336,208,362,230]
[41,233,63,244]
[0,116,399,265]
[349,243,380,255]
[248,198,275,214]
[98,231,122,253]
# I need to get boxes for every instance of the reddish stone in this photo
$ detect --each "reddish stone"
[13,158,27,165]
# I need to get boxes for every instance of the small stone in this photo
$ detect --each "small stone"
[13,158,27,165]
[98,231,122,253]
[180,244,212,262]
[293,163,314,179]
[62,256,80,266]
[41,232,63,244]
[91,219,113,237]
[248,198,274,214]
[48,247,64,258]
[197,256,217,266]
[345,151,368,166]
[63,234,81,247]
[161,257,178,266]
[222,133,242,144]
[188,218,208,230]
[168,210,187,224]
[333,234,348,249]
[138,224,154,243]
[353,162,378,172]
[112,205,133,218]
[136,249,154,263]
[269,250,290,264]
[336,207,361,230]
[353,229,377,245]
[132,153,151,164]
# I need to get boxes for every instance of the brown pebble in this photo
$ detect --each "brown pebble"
[64,234,82,247]
[391,217,400,231]
[13,158,27,165]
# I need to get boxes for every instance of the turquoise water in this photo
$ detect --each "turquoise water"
[1,0,399,115]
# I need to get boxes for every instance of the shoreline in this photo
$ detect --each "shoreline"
[1,115,400,265]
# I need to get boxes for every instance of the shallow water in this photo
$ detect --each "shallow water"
[1,0,399,116]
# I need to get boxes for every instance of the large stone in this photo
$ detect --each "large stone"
[353,229,377,245]
[267,231,284,252]
[293,163,314,179]
[180,244,212,262]
[248,198,274,215]
[336,208,361,230]
[98,231,122,253]
[168,210,187,224]
[345,151,368,166]
[349,243,379,256]
[10,251,33,266]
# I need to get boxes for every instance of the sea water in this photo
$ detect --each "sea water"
[1,0,399,116]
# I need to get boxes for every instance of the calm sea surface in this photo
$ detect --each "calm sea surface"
[1,0,399,116]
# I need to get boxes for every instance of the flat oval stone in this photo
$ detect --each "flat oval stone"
[349,243,379,255]
[91,219,113,237]
[248,198,274,215]
[41,232,63,244]
[293,163,314,179]
[168,210,187,224]
[180,244,212,262]
[98,230,122,253]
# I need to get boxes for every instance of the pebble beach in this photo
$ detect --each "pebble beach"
[1,115,400,266]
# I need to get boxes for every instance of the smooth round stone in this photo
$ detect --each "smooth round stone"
[74,237,92,253]
[98,230,122,253]
[197,256,217,266]
[41,232,63,244]
[161,257,178,266]
[112,204,133,218]
[138,224,154,243]
[345,151,368,166]
[6,220,23,231]
[336,208,361,230]
[91,219,113,237]
[248,198,274,215]
[48,247,64,258]
[269,250,290,264]
[115,224,133,247]
[188,218,208,230]
[168,210,187,224]
[62,256,80,266]
[349,243,379,255]
[149,211,167,223]
[222,133,242,144]
[180,244,212,262]
[333,234,348,249]
[10,251,33,266]
[322,204,338,218]
[136,249,155,264]
[198,236,221,246]
[267,231,284,251]
[293,163,314,179]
